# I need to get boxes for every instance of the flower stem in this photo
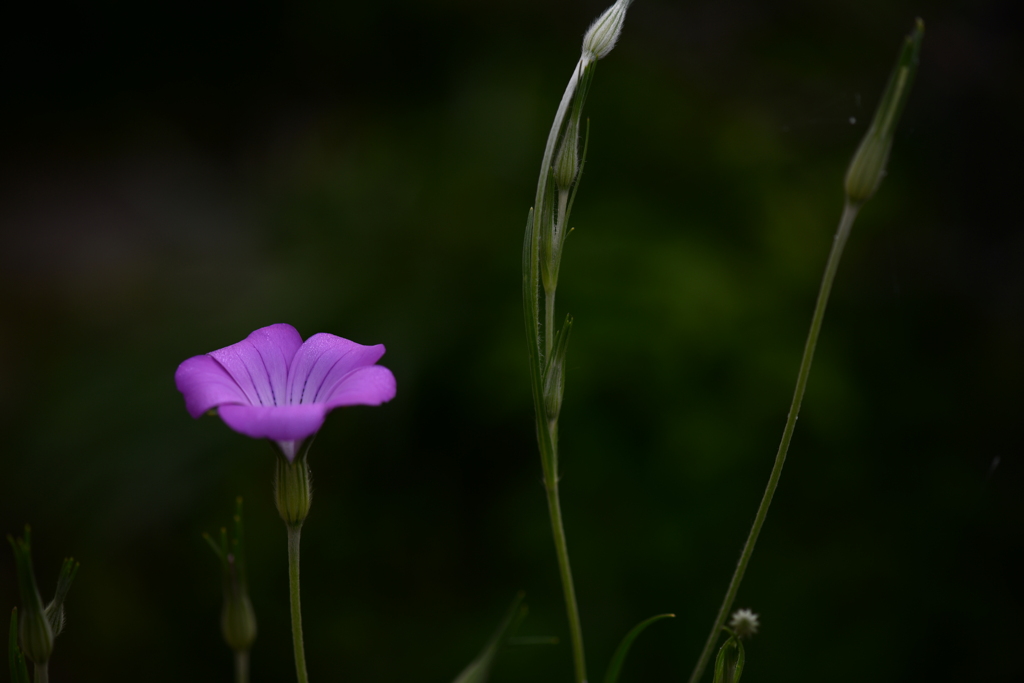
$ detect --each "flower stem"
[234,650,250,683]
[35,662,48,683]
[543,438,588,683]
[687,200,862,683]
[286,524,309,683]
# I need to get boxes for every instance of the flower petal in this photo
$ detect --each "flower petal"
[285,333,386,405]
[218,403,329,441]
[175,355,251,418]
[209,324,303,407]
[322,365,397,408]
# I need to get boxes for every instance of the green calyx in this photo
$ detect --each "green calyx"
[275,456,313,527]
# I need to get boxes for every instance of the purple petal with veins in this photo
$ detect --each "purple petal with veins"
[175,323,396,460]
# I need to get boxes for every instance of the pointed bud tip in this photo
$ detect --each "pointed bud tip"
[844,18,924,203]
[582,0,634,62]
[729,608,759,638]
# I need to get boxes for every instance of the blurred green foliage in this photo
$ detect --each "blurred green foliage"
[1,1,1021,682]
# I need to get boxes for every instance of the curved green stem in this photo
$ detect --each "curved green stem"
[687,200,862,683]
[287,524,309,683]
[542,421,587,683]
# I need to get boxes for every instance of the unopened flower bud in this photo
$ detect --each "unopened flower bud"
[221,568,258,652]
[205,498,258,653]
[44,558,80,639]
[845,18,923,204]
[729,608,759,639]
[18,604,53,665]
[582,0,634,63]
[543,316,573,420]
[713,635,746,683]
[553,115,580,192]
[275,456,312,526]
[7,528,53,665]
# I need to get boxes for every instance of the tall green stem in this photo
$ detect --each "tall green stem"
[523,58,591,683]
[35,662,49,683]
[287,524,309,683]
[687,200,862,683]
[544,449,587,683]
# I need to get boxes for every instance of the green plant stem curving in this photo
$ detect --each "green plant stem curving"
[687,200,862,683]
[524,57,591,683]
[287,524,309,683]
[542,421,587,683]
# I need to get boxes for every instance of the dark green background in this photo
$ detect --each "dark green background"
[2,1,1021,681]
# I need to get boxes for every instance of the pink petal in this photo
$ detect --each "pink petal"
[175,355,251,418]
[322,365,397,408]
[218,403,329,441]
[285,333,386,406]
[209,324,303,407]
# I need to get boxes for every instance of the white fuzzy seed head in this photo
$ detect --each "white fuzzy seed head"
[582,0,634,62]
[729,608,760,638]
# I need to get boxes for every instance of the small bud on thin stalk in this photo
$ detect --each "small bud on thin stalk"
[728,609,759,639]
[845,18,923,204]
[689,20,924,683]
[7,527,79,683]
[582,0,634,64]
[522,4,635,683]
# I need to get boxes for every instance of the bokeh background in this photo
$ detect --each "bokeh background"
[2,1,1021,681]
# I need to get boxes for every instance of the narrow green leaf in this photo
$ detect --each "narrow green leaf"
[602,613,674,683]
[452,593,527,683]
[8,608,31,683]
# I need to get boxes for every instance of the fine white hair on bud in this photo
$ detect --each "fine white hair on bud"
[729,609,760,638]
[582,0,634,63]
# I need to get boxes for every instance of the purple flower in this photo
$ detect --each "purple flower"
[175,323,396,460]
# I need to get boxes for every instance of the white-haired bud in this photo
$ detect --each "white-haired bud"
[728,609,759,639]
[552,115,580,192]
[582,0,634,63]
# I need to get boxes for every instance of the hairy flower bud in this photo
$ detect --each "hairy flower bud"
[582,0,634,63]
[553,115,580,192]
[275,456,312,526]
[845,18,923,203]
[543,316,573,420]
[729,608,759,639]
[7,529,54,665]
[221,579,258,652]
[44,558,80,639]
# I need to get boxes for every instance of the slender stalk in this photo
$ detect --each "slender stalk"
[35,662,49,683]
[543,438,587,683]
[524,59,590,683]
[687,201,862,683]
[286,524,309,683]
[234,650,250,683]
